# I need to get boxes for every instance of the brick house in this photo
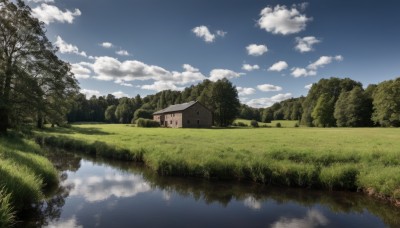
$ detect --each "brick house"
[153,101,212,128]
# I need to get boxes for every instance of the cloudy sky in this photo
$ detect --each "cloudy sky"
[27,0,400,108]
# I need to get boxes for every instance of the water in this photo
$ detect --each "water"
[19,152,400,227]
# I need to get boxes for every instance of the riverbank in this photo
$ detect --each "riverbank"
[35,124,400,207]
[0,133,58,227]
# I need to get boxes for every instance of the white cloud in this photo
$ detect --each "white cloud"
[209,69,244,81]
[268,61,288,72]
[246,44,268,56]
[243,196,262,210]
[242,64,260,71]
[116,50,130,56]
[271,209,329,228]
[80,89,100,98]
[246,93,292,108]
[257,84,282,92]
[114,79,133,87]
[92,57,205,86]
[100,42,113,48]
[65,172,151,202]
[192,26,226,43]
[291,67,316,78]
[192,25,215,43]
[258,4,312,35]
[307,55,343,70]
[141,81,184,92]
[112,91,128,98]
[28,0,54,3]
[55,36,87,57]
[305,83,313,89]
[32,3,81,24]
[71,63,91,79]
[216,30,227,37]
[291,55,343,77]
[46,216,82,228]
[237,87,256,96]
[295,36,321,52]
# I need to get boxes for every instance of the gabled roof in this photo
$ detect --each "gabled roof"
[153,101,197,115]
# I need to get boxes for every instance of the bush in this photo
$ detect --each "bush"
[136,118,160,128]
[250,120,259,127]
[294,123,299,128]
[237,122,247,127]
[276,122,282,128]
[133,109,153,122]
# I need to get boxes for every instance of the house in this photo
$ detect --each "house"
[153,101,212,128]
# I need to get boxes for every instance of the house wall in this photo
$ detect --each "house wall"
[182,102,212,128]
[163,112,183,128]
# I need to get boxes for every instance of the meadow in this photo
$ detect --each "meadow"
[37,124,400,205]
[0,134,58,227]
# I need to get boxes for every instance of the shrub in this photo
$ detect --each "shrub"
[237,122,247,127]
[136,118,160,128]
[250,120,259,127]
[294,123,299,128]
[276,122,282,128]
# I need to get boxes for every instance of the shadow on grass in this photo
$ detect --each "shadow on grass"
[43,126,112,136]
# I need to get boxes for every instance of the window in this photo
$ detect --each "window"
[197,120,200,125]
[187,120,190,124]
[197,111,199,115]
[173,113,175,117]
[176,121,178,125]
[170,120,172,124]
[171,114,173,117]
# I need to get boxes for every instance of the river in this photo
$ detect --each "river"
[17,151,400,227]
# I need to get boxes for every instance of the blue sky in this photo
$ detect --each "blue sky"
[27,0,400,107]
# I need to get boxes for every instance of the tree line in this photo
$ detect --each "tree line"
[68,79,240,127]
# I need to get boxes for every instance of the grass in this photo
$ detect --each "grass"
[36,124,400,205]
[0,134,58,227]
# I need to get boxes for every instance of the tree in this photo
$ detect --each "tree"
[115,98,134,124]
[301,77,362,126]
[372,78,400,127]
[133,109,153,121]
[0,0,78,133]
[261,109,273,123]
[210,79,240,127]
[104,105,117,123]
[312,93,336,127]
[334,87,373,127]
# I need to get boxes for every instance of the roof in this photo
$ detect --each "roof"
[153,101,197,115]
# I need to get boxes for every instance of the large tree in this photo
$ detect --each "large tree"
[209,79,240,127]
[372,78,400,127]
[311,93,336,127]
[0,0,78,133]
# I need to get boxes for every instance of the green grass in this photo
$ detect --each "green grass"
[37,124,400,204]
[0,134,58,227]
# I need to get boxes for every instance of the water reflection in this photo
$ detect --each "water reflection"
[271,210,329,228]
[20,150,400,227]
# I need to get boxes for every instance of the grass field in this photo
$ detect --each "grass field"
[0,134,58,227]
[38,124,400,204]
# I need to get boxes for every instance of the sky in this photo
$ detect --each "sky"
[25,0,400,108]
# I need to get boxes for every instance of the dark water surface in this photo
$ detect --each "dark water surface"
[18,152,400,227]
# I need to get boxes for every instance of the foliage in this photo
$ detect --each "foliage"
[372,78,400,127]
[210,79,240,127]
[104,105,117,123]
[275,122,282,128]
[334,86,373,127]
[301,77,362,126]
[115,98,134,124]
[136,118,160,128]
[133,109,153,121]
[0,0,79,133]
[312,93,336,127]
[250,120,259,127]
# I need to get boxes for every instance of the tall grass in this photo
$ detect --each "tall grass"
[0,187,15,228]
[37,124,400,205]
[0,135,58,226]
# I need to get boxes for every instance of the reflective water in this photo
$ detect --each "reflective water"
[19,152,400,227]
